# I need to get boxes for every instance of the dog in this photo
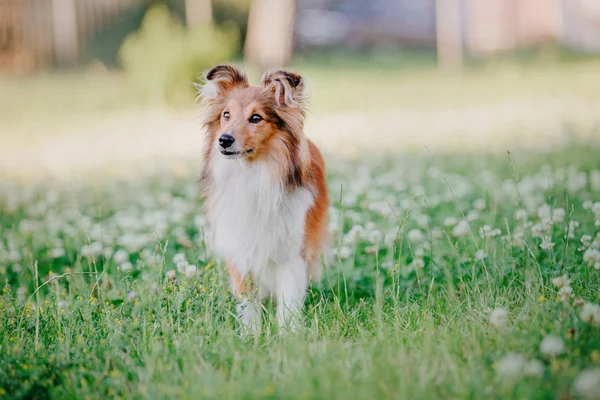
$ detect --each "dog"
[198,65,329,332]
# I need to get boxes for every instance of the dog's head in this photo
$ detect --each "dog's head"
[199,64,307,160]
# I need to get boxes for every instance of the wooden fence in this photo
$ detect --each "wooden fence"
[0,0,151,71]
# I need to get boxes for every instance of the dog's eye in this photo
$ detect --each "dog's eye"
[249,114,262,124]
[223,111,230,121]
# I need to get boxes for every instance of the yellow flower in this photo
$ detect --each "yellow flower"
[537,295,545,303]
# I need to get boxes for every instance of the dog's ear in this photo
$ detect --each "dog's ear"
[261,69,306,108]
[198,64,248,101]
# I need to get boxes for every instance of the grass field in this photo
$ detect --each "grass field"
[1,57,600,399]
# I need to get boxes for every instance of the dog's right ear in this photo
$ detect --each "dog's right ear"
[198,64,248,102]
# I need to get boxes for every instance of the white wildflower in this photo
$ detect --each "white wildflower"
[537,204,552,220]
[581,234,593,248]
[81,242,103,257]
[573,368,600,400]
[567,220,579,239]
[364,245,378,254]
[523,360,544,378]
[452,220,470,237]
[467,210,480,221]
[120,262,133,272]
[443,217,458,227]
[495,353,526,380]
[479,225,501,239]
[48,248,66,259]
[473,198,486,210]
[431,228,443,239]
[184,264,198,278]
[515,209,528,221]
[113,249,129,265]
[558,286,573,302]
[539,335,565,357]
[475,249,487,261]
[583,200,593,210]
[540,236,555,251]
[368,229,382,244]
[579,303,600,327]
[551,274,571,289]
[407,229,424,242]
[127,291,137,302]
[552,208,565,223]
[166,269,177,281]
[337,246,352,260]
[583,248,600,270]
[489,307,509,329]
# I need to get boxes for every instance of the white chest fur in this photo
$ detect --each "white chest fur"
[207,155,314,294]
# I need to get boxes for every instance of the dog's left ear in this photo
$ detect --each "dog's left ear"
[261,69,306,108]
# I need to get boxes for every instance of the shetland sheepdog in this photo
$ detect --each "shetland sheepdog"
[198,65,328,332]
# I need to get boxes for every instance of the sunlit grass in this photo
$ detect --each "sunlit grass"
[1,145,600,399]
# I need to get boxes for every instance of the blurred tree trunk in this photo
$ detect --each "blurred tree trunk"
[51,0,78,65]
[245,0,295,68]
[185,0,213,27]
[436,0,463,69]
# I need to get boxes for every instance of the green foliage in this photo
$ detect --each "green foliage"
[118,5,239,105]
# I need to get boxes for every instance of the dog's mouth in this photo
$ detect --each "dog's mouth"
[220,148,255,158]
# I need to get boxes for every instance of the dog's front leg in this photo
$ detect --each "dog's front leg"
[228,263,261,336]
[275,257,308,331]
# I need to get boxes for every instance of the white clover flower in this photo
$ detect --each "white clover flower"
[364,245,378,255]
[581,234,593,248]
[523,360,544,378]
[173,252,188,267]
[113,249,129,265]
[407,229,424,242]
[431,228,443,239]
[495,353,526,380]
[475,250,487,261]
[552,208,565,223]
[489,307,509,329]
[343,225,364,245]
[540,236,555,251]
[539,335,565,357]
[465,210,479,222]
[452,220,470,237]
[559,286,573,302]
[583,200,593,210]
[48,248,66,259]
[515,209,528,221]
[473,198,486,210]
[583,248,600,270]
[537,204,552,220]
[368,229,382,244]
[120,262,133,272]
[412,258,425,268]
[337,246,352,260]
[551,274,571,289]
[184,264,198,278]
[479,225,501,239]
[81,242,103,257]
[166,269,177,281]
[579,303,600,327]
[573,368,600,400]
[567,221,580,239]
[443,217,458,227]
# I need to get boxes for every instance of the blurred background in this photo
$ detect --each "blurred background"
[1,0,599,179]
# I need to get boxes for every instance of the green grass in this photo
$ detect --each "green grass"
[1,143,600,399]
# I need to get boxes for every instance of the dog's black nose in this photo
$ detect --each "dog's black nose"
[218,134,235,149]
